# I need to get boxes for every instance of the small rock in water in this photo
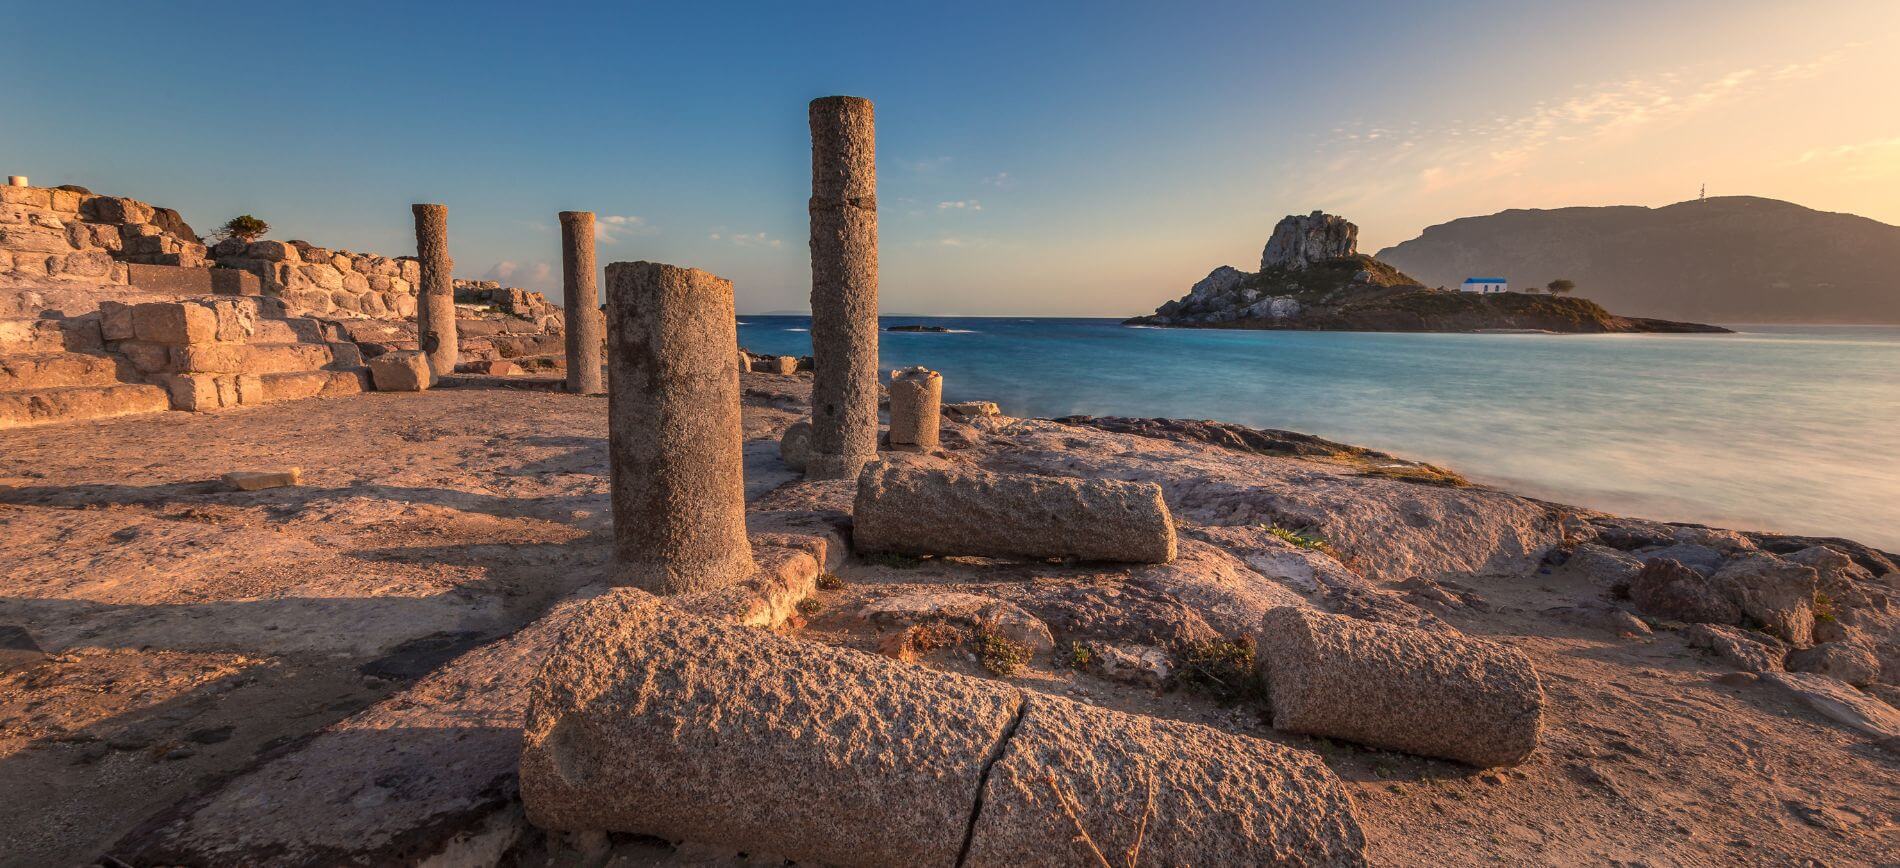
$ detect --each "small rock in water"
[222,469,302,491]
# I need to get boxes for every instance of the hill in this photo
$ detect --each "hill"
[1376,197,1900,323]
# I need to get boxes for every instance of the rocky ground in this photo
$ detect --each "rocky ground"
[0,371,1894,866]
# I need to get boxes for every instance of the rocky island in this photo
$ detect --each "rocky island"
[1127,211,1730,333]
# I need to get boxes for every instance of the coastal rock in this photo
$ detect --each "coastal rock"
[1629,558,1741,625]
[1565,543,1644,589]
[1685,623,1786,672]
[1640,543,1725,576]
[861,591,1055,655]
[1710,553,1819,646]
[778,421,812,472]
[1261,211,1358,271]
[1257,607,1545,767]
[1786,641,1880,687]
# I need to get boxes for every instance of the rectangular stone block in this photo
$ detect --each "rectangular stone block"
[113,340,172,373]
[369,350,431,391]
[132,301,220,345]
[853,462,1178,563]
[222,469,302,491]
[0,186,51,208]
[0,225,75,254]
[165,373,238,411]
[48,188,83,213]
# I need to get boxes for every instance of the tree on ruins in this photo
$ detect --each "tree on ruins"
[213,214,270,243]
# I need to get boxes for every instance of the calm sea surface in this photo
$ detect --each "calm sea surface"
[738,316,1900,552]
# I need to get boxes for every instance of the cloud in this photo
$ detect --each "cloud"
[480,260,554,290]
[710,230,782,248]
[937,200,982,211]
[594,214,653,244]
[1309,45,1858,199]
[982,172,1013,188]
[1794,134,1900,180]
[900,156,954,173]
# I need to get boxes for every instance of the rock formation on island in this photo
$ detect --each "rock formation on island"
[1128,211,1729,334]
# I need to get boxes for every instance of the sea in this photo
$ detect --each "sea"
[738,316,1900,552]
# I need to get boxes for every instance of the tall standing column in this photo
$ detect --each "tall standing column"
[559,211,605,394]
[806,95,879,480]
[605,261,755,593]
[412,204,458,377]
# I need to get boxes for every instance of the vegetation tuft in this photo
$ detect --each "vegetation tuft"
[815,572,844,591]
[1062,640,1094,670]
[1171,635,1263,706]
[975,630,1033,677]
[1264,524,1339,558]
[795,598,823,616]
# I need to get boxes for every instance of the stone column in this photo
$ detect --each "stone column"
[559,211,605,394]
[605,261,755,593]
[886,366,941,451]
[411,204,458,377]
[806,95,879,480]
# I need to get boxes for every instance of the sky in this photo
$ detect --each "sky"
[4,0,1896,315]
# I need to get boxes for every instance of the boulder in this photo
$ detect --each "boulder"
[222,469,302,491]
[1710,553,1818,646]
[1787,641,1880,687]
[369,350,432,392]
[1261,211,1358,271]
[1685,623,1785,672]
[1257,607,1544,767]
[1639,543,1725,576]
[1565,543,1644,589]
[852,462,1177,564]
[861,591,1054,655]
[1629,558,1741,625]
[520,590,1368,867]
[751,355,797,375]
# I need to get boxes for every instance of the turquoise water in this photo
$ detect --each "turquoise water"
[739,317,1900,552]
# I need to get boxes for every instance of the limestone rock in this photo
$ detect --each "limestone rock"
[1787,641,1880,687]
[1762,671,1900,738]
[852,462,1177,564]
[1630,558,1742,625]
[1257,607,1545,767]
[965,693,1369,867]
[1565,543,1644,589]
[1685,623,1786,672]
[861,591,1054,655]
[369,350,432,392]
[1710,553,1819,646]
[1261,211,1358,271]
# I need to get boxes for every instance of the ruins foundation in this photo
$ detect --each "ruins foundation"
[604,261,754,593]
[558,211,604,394]
[411,203,457,377]
[805,95,879,480]
[887,366,941,451]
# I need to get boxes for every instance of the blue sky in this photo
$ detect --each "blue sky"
[5,0,1895,314]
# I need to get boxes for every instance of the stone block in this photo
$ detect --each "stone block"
[47,188,83,213]
[750,355,797,374]
[86,196,155,225]
[0,186,52,208]
[0,225,75,254]
[58,250,114,279]
[98,301,135,341]
[369,350,431,391]
[165,373,238,411]
[222,468,302,491]
[132,301,220,345]
[1257,607,1545,767]
[244,240,299,263]
[853,462,1178,564]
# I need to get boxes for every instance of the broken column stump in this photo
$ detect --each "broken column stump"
[853,462,1177,564]
[806,95,880,480]
[1257,606,1546,767]
[604,261,755,593]
[518,590,1368,867]
[886,366,941,451]
[412,204,458,378]
[559,211,605,395]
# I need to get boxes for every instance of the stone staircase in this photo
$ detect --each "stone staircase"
[0,296,371,431]
[0,314,169,429]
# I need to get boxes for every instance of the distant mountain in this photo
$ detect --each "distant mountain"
[1375,197,1900,323]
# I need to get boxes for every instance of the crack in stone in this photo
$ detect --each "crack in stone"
[955,691,1028,868]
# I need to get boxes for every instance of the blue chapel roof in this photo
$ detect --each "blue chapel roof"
[1462,277,1507,283]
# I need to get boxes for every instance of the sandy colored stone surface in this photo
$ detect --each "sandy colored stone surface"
[805,95,880,481]
[967,693,1368,866]
[853,461,1178,563]
[369,348,432,391]
[1258,607,1545,767]
[520,589,1020,867]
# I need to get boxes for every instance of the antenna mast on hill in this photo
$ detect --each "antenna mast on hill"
[1699,183,1706,202]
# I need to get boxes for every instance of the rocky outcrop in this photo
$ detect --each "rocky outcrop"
[1128,210,1728,333]
[1262,210,1358,271]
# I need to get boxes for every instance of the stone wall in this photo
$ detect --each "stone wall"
[0,184,208,284]
[211,239,421,318]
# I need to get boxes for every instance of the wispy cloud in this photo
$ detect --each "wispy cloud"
[709,229,783,248]
[595,214,653,244]
[481,260,554,289]
[900,156,954,173]
[937,200,982,211]
[982,172,1013,189]
[1315,46,1856,198]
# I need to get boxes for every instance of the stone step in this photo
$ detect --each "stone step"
[0,383,171,431]
[257,368,368,404]
[0,352,133,391]
[172,341,363,376]
[0,318,76,354]
[248,317,331,345]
